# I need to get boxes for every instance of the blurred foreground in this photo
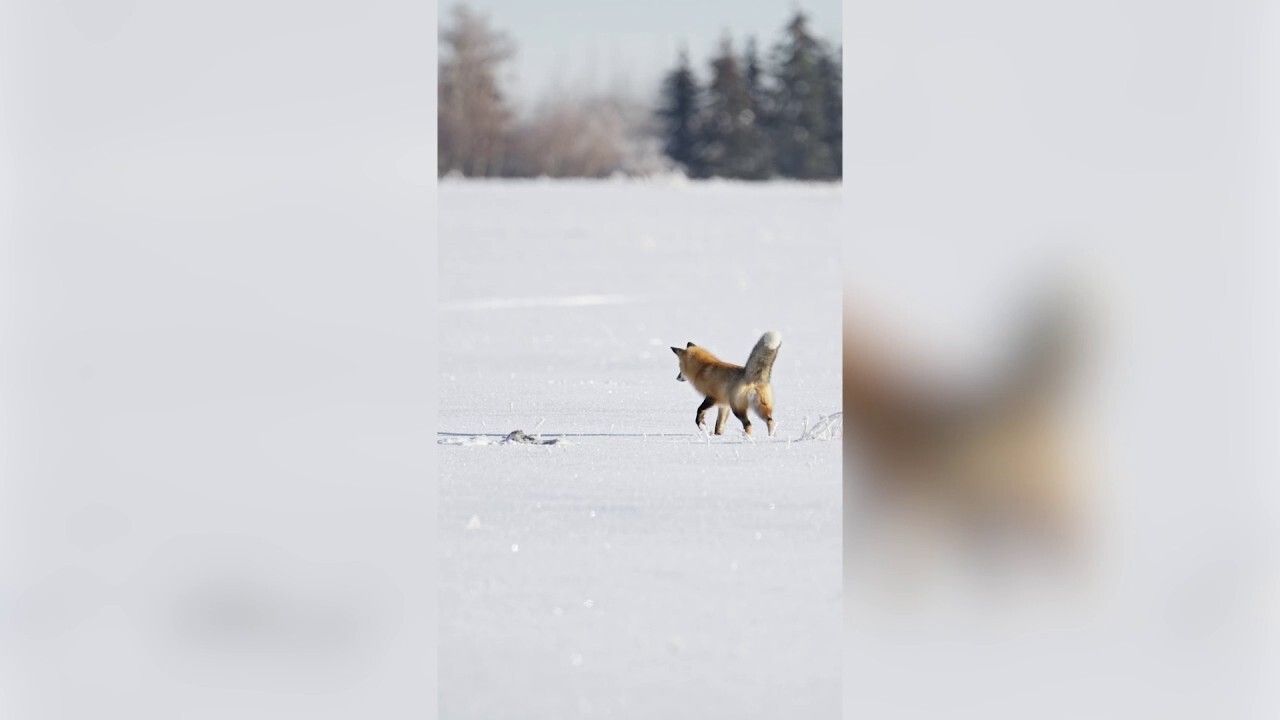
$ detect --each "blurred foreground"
[843,264,1275,717]
[844,278,1095,607]
[842,0,1277,713]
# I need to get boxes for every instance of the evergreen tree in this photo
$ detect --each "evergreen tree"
[769,11,837,179]
[742,36,776,177]
[656,50,703,176]
[817,44,842,178]
[700,37,773,179]
[744,36,769,121]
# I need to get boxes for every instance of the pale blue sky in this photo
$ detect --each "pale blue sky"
[442,0,841,110]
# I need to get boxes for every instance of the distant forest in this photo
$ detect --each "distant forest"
[438,5,841,180]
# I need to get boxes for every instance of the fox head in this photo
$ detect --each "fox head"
[671,342,695,381]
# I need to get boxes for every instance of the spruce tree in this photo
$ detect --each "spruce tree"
[744,37,768,121]
[701,37,773,179]
[747,35,762,105]
[769,11,836,179]
[657,50,703,176]
[743,36,776,178]
[817,44,842,178]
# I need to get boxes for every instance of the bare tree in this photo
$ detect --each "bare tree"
[507,96,628,178]
[438,5,514,177]
[439,3,672,179]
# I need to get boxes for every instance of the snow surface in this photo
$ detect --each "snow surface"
[439,179,843,719]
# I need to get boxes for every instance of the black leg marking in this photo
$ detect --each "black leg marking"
[695,396,715,428]
[733,406,752,435]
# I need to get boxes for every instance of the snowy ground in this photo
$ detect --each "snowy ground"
[438,179,843,719]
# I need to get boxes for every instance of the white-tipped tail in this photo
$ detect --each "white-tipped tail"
[744,331,782,384]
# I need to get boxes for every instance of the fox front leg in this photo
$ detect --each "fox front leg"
[695,396,716,430]
[714,406,729,435]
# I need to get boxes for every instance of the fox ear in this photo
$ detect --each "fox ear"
[671,346,683,356]
[686,341,695,348]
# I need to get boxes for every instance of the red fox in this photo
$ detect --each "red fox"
[671,331,782,436]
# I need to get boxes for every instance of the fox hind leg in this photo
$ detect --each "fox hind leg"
[732,403,752,436]
[714,406,729,435]
[695,396,715,430]
[754,384,776,437]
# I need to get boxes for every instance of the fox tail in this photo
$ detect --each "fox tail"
[744,331,783,385]
[998,286,1085,412]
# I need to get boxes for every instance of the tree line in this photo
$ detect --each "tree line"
[438,4,841,180]
[658,13,841,180]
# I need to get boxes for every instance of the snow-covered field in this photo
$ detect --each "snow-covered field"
[438,179,843,719]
